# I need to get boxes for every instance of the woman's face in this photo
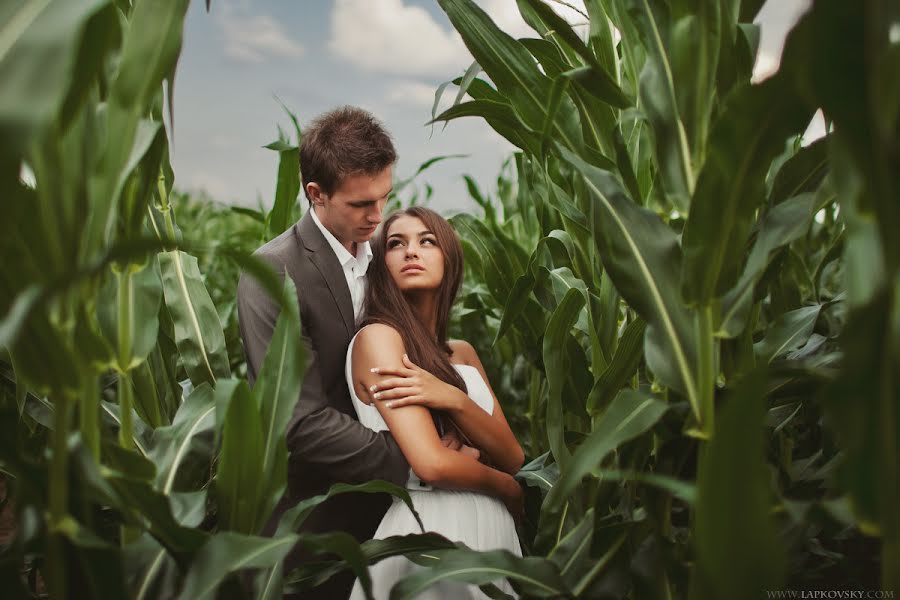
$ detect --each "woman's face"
[384,215,445,293]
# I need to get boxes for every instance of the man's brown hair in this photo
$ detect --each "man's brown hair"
[300,106,397,203]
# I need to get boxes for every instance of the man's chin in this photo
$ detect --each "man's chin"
[356,228,377,242]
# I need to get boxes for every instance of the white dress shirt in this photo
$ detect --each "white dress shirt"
[309,208,372,321]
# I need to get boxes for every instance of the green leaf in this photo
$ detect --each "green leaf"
[266,143,299,240]
[768,137,829,205]
[624,0,694,210]
[515,452,559,493]
[669,3,721,166]
[216,378,265,533]
[0,0,119,158]
[681,78,812,305]
[176,532,299,600]
[436,0,583,152]
[101,400,153,458]
[432,99,539,155]
[55,516,130,600]
[753,304,823,364]
[72,435,204,555]
[276,480,425,537]
[544,389,667,512]
[126,534,179,600]
[451,214,524,307]
[86,0,190,258]
[149,382,216,494]
[821,282,900,550]
[158,250,230,386]
[389,548,569,600]
[287,532,459,591]
[110,0,190,114]
[547,508,604,591]
[295,531,375,600]
[543,288,585,467]
[253,277,305,526]
[593,469,696,505]
[559,148,701,420]
[719,193,818,337]
[105,474,208,555]
[690,370,786,599]
[517,0,629,108]
[97,260,163,372]
[535,390,666,555]
[587,316,647,412]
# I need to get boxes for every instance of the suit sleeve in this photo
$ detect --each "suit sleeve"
[236,265,410,487]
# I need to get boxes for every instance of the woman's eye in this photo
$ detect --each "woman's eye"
[422,238,437,245]
[387,240,403,249]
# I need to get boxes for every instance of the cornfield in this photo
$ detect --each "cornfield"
[1,0,897,598]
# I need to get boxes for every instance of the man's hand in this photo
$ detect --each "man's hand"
[370,354,468,411]
[440,428,481,461]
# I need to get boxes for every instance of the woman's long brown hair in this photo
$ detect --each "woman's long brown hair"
[362,207,467,394]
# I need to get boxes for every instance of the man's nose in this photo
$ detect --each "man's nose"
[367,202,384,223]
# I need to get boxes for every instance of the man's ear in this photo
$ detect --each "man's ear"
[306,182,325,207]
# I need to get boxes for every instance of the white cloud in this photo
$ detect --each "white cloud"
[385,80,441,107]
[480,0,588,39]
[216,2,304,64]
[330,0,466,76]
[329,0,588,76]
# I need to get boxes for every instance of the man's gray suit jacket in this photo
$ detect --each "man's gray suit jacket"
[237,211,409,596]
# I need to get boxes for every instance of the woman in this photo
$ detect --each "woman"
[345,207,524,599]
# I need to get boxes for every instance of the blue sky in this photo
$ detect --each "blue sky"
[170,0,815,214]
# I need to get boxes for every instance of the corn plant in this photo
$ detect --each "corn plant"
[0,1,410,598]
[431,0,897,596]
[3,0,897,598]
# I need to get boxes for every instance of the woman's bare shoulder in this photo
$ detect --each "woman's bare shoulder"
[357,322,402,344]
[447,339,478,365]
[354,324,405,365]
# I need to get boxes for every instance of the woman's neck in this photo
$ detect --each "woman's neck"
[407,291,438,338]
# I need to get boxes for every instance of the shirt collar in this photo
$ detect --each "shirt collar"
[309,207,373,271]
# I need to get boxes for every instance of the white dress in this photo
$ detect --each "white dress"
[346,330,521,600]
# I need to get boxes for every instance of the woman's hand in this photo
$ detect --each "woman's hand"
[370,354,468,411]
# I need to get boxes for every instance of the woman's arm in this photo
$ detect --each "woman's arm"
[370,341,525,474]
[351,325,522,515]
[443,341,524,474]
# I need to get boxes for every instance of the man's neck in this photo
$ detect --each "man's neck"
[313,205,356,255]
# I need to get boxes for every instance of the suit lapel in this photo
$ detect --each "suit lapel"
[296,212,355,335]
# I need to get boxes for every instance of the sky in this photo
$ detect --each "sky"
[170,0,817,214]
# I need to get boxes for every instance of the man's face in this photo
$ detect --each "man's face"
[310,166,393,252]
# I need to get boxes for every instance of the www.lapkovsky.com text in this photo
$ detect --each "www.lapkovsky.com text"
[765,591,895,599]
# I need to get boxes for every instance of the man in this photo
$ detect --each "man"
[237,106,460,599]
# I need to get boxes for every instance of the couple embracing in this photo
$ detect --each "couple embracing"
[237,107,524,600]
